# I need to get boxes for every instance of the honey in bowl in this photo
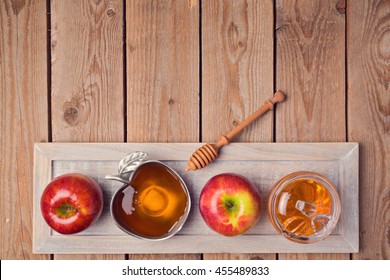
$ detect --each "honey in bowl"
[268,171,341,243]
[111,161,190,240]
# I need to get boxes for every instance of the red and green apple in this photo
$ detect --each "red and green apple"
[40,173,103,234]
[199,173,262,236]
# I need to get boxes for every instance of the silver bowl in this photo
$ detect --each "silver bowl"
[106,152,191,241]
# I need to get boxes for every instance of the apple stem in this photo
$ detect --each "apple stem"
[225,200,233,209]
[65,205,76,212]
[57,203,78,218]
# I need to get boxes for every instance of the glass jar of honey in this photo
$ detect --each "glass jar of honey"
[267,171,341,244]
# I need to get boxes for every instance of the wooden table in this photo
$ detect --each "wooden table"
[1,0,389,260]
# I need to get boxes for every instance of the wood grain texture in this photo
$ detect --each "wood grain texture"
[276,0,346,142]
[202,0,274,143]
[203,253,275,260]
[55,254,122,260]
[279,253,350,260]
[0,0,48,260]
[348,0,390,260]
[51,0,124,143]
[128,254,200,260]
[201,0,274,260]
[50,0,124,260]
[126,0,200,259]
[127,0,199,143]
[275,0,349,260]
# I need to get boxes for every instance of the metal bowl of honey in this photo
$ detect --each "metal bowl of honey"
[106,152,191,241]
[267,171,341,244]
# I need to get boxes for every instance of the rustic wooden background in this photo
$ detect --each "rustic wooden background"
[1,0,389,260]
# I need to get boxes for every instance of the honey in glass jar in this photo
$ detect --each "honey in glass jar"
[267,171,341,243]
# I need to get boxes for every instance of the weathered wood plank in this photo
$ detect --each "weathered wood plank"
[201,0,275,260]
[203,253,274,260]
[127,0,199,143]
[50,0,124,260]
[275,0,349,260]
[0,0,48,260]
[126,0,200,259]
[278,253,349,260]
[276,0,346,142]
[128,254,200,260]
[348,0,390,260]
[51,0,124,143]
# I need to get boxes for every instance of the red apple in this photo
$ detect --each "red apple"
[40,173,103,234]
[199,173,261,236]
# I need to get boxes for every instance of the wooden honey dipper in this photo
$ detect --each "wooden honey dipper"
[185,90,285,172]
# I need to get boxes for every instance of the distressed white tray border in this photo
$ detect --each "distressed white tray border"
[33,143,359,254]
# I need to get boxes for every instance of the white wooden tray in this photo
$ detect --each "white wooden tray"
[33,143,359,254]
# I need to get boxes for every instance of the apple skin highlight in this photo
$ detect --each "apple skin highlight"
[199,173,262,236]
[40,173,103,234]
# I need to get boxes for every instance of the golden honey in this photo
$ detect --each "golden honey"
[275,178,332,237]
[111,162,188,238]
[268,171,341,243]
